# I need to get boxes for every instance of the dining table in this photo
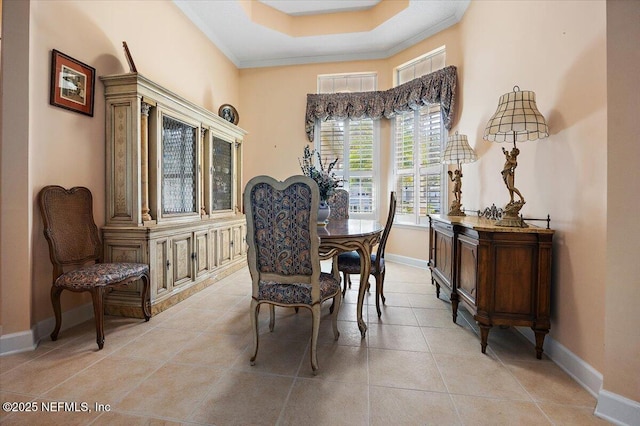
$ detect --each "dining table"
[317,219,384,338]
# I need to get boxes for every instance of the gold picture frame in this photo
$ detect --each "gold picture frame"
[218,104,239,125]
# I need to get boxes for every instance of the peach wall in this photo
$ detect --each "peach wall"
[1,0,32,336]
[1,0,241,333]
[239,1,608,375]
[454,0,607,373]
[605,0,640,402]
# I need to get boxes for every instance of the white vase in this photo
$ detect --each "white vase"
[317,201,331,225]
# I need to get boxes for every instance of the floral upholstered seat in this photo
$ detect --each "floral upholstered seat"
[244,175,341,374]
[38,185,151,350]
[54,263,149,289]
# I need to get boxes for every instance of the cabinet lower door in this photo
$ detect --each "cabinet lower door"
[432,225,454,290]
[456,234,478,307]
[151,238,171,298]
[232,224,246,259]
[218,227,232,266]
[194,230,212,277]
[171,232,194,287]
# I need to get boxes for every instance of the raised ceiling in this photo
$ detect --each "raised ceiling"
[260,0,382,16]
[173,0,470,68]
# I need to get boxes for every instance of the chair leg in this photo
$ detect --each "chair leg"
[50,287,63,341]
[310,304,321,375]
[141,274,151,321]
[269,304,275,332]
[250,300,260,366]
[375,272,383,318]
[341,272,349,296]
[332,290,341,341]
[380,268,386,303]
[90,287,106,350]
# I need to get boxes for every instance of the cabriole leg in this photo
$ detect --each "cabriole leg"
[50,286,63,341]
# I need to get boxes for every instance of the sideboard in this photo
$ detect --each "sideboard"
[428,214,554,358]
[100,73,248,317]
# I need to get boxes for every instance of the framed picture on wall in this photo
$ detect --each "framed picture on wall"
[218,104,239,125]
[49,49,96,117]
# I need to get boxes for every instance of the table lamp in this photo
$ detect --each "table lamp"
[483,86,549,227]
[442,131,477,216]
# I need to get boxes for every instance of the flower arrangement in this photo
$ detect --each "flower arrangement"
[299,145,342,202]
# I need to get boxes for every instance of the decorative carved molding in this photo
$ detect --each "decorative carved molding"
[480,204,504,220]
[140,102,152,222]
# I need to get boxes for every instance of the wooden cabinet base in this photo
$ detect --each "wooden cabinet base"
[104,260,245,318]
[429,214,554,359]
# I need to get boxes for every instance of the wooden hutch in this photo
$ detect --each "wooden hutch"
[100,73,247,317]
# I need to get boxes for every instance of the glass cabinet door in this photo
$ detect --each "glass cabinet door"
[211,137,233,212]
[161,115,198,216]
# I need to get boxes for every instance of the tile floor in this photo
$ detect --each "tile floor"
[1,262,609,425]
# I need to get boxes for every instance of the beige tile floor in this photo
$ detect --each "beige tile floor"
[0,262,609,425]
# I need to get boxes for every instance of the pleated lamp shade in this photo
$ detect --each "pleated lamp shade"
[483,86,549,143]
[442,132,477,165]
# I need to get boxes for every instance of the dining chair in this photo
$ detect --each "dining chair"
[244,175,342,374]
[38,185,151,350]
[328,188,350,220]
[337,191,397,317]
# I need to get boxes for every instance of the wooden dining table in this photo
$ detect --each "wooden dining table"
[317,219,384,337]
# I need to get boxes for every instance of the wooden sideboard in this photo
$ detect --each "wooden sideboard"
[428,214,554,358]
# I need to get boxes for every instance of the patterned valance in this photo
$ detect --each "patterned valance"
[305,65,457,141]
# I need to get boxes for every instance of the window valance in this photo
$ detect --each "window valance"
[305,65,457,141]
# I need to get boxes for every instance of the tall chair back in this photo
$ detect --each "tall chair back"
[244,175,341,374]
[39,185,150,349]
[375,191,397,266]
[328,188,349,220]
[337,191,397,317]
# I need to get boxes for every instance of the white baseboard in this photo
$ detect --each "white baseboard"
[0,329,37,355]
[515,326,603,397]
[595,390,640,426]
[515,327,639,425]
[384,253,428,269]
[0,302,94,356]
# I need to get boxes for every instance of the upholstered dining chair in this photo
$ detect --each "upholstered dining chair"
[244,175,341,374]
[337,191,397,318]
[38,185,151,350]
[328,188,350,220]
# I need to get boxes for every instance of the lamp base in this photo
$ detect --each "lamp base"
[495,201,528,228]
[448,200,466,216]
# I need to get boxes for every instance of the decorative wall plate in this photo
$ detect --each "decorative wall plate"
[218,104,239,125]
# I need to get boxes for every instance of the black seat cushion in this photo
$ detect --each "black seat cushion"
[337,251,383,274]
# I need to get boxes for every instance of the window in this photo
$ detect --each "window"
[393,48,446,226]
[316,73,378,219]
